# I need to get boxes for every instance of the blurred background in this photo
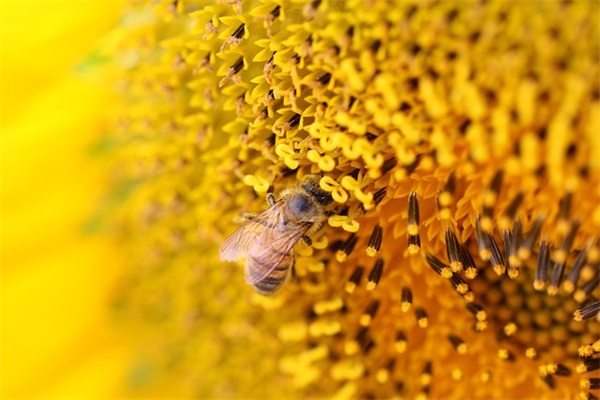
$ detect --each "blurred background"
[1,1,131,396]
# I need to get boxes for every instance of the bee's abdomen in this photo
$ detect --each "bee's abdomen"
[248,253,292,295]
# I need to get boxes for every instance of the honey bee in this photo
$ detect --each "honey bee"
[219,175,333,295]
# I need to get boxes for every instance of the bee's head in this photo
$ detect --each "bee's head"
[300,175,333,206]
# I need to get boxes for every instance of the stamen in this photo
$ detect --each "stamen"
[425,253,453,279]
[580,378,600,390]
[548,220,580,295]
[438,171,456,208]
[373,187,387,206]
[316,72,332,86]
[366,225,383,257]
[553,219,581,264]
[445,229,463,272]
[507,219,523,279]
[573,300,600,322]
[420,361,432,388]
[545,363,571,376]
[359,300,381,327]
[534,241,550,291]
[375,359,396,384]
[336,234,358,262]
[488,233,506,275]
[498,192,524,231]
[475,215,491,260]
[400,286,412,312]
[395,331,407,353]
[563,248,588,293]
[415,307,428,328]
[481,170,503,231]
[407,192,420,255]
[497,322,517,341]
[557,192,573,235]
[366,258,384,291]
[575,269,599,303]
[459,244,478,279]
[498,348,515,362]
[447,334,467,354]
[345,266,364,294]
[577,358,600,373]
[525,347,538,360]
[518,216,543,260]
[380,157,398,176]
[467,303,487,323]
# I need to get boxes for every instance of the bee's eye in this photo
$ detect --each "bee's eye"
[290,196,311,214]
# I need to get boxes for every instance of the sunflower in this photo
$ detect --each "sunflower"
[105,0,599,399]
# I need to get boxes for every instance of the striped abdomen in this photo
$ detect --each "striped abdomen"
[246,250,293,295]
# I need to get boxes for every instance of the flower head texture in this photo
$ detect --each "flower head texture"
[106,0,599,399]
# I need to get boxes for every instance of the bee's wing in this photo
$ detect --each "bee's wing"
[219,201,289,262]
[243,204,312,285]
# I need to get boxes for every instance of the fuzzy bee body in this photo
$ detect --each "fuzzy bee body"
[219,175,332,295]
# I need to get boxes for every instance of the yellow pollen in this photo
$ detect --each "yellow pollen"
[365,247,378,258]
[375,369,389,384]
[344,281,357,294]
[525,348,538,360]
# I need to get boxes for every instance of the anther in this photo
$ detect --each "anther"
[448,334,467,354]
[573,300,600,322]
[467,303,487,322]
[359,300,381,327]
[553,219,580,264]
[506,219,523,278]
[380,157,398,176]
[445,229,463,272]
[438,171,456,208]
[316,72,332,86]
[518,216,543,260]
[498,192,524,231]
[545,363,571,376]
[563,248,588,293]
[366,225,383,257]
[400,286,412,312]
[498,348,515,362]
[557,192,573,235]
[475,215,491,260]
[366,258,384,291]
[459,245,478,279]
[450,274,471,296]
[577,358,600,373]
[336,234,358,262]
[375,359,396,384]
[534,241,550,291]
[373,187,387,206]
[549,220,580,295]
[420,361,433,387]
[481,170,503,230]
[345,266,364,294]
[395,331,407,353]
[575,269,599,303]
[488,234,506,275]
[497,322,518,341]
[581,378,600,390]
[525,347,538,360]
[415,307,429,328]
[425,253,453,279]
[407,192,421,255]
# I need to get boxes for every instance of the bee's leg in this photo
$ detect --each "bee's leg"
[266,192,276,207]
[324,210,336,217]
[302,235,313,246]
[290,258,297,282]
[241,213,257,220]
